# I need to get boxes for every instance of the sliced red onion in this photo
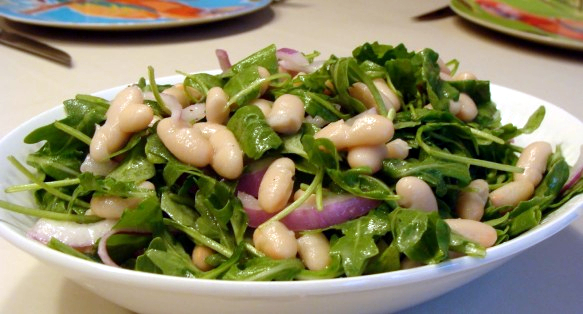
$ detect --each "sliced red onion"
[28,218,116,252]
[215,49,232,72]
[563,145,583,192]
[80,153,119,176]
[97,228,151,267]
[276,48,317,74]
[238,191,380,231]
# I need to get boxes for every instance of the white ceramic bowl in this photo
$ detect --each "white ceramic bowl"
[1,77,582,314]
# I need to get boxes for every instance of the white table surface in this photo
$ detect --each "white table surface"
[1,1,582,313]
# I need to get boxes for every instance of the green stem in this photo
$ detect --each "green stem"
[7,156,90,208]
[54,121,92,145]
[5,178,80,193]
[261,170,324,227]
[0,200,102,223]
[469,127,505,145]
[148,66,169,115]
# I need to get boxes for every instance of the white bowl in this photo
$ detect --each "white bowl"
[1,77,582,314]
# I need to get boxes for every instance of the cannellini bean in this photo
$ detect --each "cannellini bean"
[250,98,273,117]
[258,157,295,213]
[396,176,438,212]
[156,117,213,167]
[455,179,489,221]
[118,103,154,133]
[347,144,387,173]
[257,66,271,95]
[315,112,394,150]
[205,86,230,125]
[297,232,331,271]
[386,139,409,160]
[194,122,244,179]
[489,180,534,208]
[80,154,118,176]
[191,245,215,271]
[514,141,552,187]
[90,181,155,219]
[266,94,306,134]
[450,93,478,122]
[452,71,477,81]
[445,218,497,248]
[208,126,244,180]
[253,221,298,259]
[162,84,202,108]
[90,86,143,162]
[373,78,401,112]
[293,189,316,205]
[348,81,400,113]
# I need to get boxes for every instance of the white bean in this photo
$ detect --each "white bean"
[297,232,331,271]
[257,66,271,95]
[162,84,202,108]
[396,176,438,212]
[373,78,401,112]
[315,112,394,150]
[455,179,489,221]
[445,218,497,248]
[347,144,387,173]
[191,245,215,271]
[208,126,244,180]
[156,117,213,167]
[385,139,409,160]
[514,141,552,187]
[250,98,273,117]
[253,221,298,259]
[118,103,154,133]
[348,81,400,113]
[452,72,477,81]
[205,86,230,125]
[489,180,534,208]
[90,85,143,162]
[193,122,244,180]
[90,181,154,219]
[266,94,306,134]
[450,93,478,122]
[258,158,295,214]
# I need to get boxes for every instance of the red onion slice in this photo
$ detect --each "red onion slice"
[236,158,273,198]
[563,145,583,192]
[97,228,151,267]
[215,49,232,72]
[28,218,116,252]
[276,48,317,74]
[238,191,380,231]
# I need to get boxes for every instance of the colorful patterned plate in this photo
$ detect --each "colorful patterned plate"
[450,0,583,50]
[0,0,272,30]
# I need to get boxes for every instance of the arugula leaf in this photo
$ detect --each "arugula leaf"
[227,105,282,159]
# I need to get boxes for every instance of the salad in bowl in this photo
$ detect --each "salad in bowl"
[1,42,582,283]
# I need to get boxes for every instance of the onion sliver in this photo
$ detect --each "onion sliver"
[28,218,116,252]
[563,145,583,192]
[238,191,380,231]
[97,228,151,267]
[236,158,273,198]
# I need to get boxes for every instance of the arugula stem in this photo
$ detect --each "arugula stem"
[54,121,92,145]
[5,178,80,193]
[417,137,523,173]
[163,218,233,258]
[469,127,505,145]
[147,66,169,115]
[7,156,90,208]
[0,200,102,223]
[260,170,324,227]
